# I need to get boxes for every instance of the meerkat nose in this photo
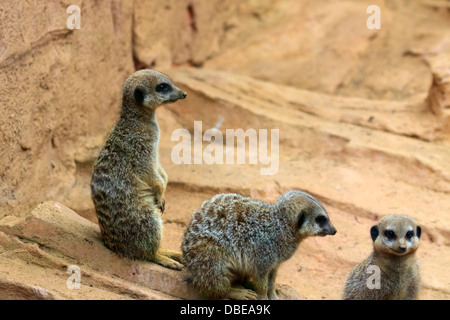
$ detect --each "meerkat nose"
[398,246,407,253]
[324,225,337,236]
[328,223,337,235]
[181,91,187,99]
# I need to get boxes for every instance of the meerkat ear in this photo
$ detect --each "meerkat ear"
[416,226,422,238]
[134,87,145,105]
[297,210,306,229]
[370,225,379,241]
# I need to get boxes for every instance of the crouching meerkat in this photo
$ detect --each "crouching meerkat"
[343,215,421,300]
[182,190,337,300]
[90,69,186,270]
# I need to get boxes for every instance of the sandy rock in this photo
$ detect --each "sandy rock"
[0,201,302,300]
[0,277,63,300]
[0,201,193,299]
[205,0,450,103]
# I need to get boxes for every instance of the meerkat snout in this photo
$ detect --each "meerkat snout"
[313,213,337,236]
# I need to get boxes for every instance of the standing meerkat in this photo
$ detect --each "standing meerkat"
[90,69,186,270]
[343,215,421,300]
[182,190,337,300]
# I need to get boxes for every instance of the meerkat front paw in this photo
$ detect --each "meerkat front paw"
[154,196,165,214]
[160,199,165,213]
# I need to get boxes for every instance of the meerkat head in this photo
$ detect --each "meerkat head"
[370,215,421,256]
[122,69,187,110]
[277,190,337,240]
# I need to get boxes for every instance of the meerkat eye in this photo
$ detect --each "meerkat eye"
[315,215,327,227]
[384,230,396,240]
[155,83,172,93]
[406,231,414,239]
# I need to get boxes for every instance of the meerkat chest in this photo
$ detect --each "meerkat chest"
[380,261,417,299]
[130,130,159,160]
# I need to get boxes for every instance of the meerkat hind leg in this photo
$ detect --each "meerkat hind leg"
[158,248,183,263]
[152,249,183,270]
[227,287,258,300]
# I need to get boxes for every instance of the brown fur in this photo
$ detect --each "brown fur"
[182,190,337,300]
[90,70,186,270]
[343,215,421,300]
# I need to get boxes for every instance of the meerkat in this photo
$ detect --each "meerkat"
[181,190,337,300]
[343,215,421,300]
[90,69,186,270]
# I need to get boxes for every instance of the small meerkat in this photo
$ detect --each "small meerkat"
[90,69,186,270]
[182,190,337,300]
[343,215,421,300]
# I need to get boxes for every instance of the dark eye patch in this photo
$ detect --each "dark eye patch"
[384,230,396,240]
[315,215,327,227]
[156,83,172,93]
[405,230,414,239]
